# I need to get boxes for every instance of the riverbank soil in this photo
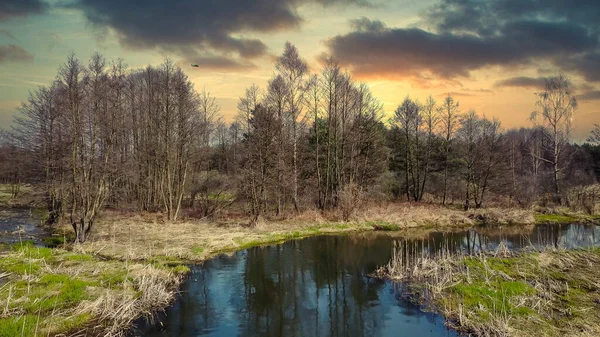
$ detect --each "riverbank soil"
[379,248,600,337]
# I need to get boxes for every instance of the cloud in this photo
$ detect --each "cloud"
[71,0,373,71]
[0,30,16,40]
[495,76,547,90]
[0,0,48,22]
[325,0,600,81]
[0,45,34,63]
[577,90,600,102]
[561,52,600,82]
[437,91,474,97]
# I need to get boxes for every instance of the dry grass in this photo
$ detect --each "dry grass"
[0,184,42,208]
[66,204,535,263]
[0,242,187,337]
[72,264,181,337]
[377,244,600,337]
[354,203,534,228]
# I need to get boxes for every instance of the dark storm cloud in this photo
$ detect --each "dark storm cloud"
[326,0,600,81]
[72,0,374,70]
[0,44,34,63]
[425,0,600,37]
[495,77,547,90]
[577,90,600,102]
[0,0,48,22]
[562,52,600,82]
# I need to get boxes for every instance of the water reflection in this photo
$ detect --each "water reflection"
[0,207,48,245]
[137,223,599,337]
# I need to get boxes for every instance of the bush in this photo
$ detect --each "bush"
[338,182,364,222]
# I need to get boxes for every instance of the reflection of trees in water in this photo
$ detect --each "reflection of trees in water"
[379,224,600,274]
[555,224,600,248]
[238,236,393,337]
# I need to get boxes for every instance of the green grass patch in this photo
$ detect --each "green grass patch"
[368,221,401,231]
[0,315,38,337]
[98,269,131,285]
[43,236,66,247]
[191,246,205,255]
[171,265,190,275]
[16,274,90,313]
[52,313,93,334]
[535,214,580,224]
[62,253,94,262]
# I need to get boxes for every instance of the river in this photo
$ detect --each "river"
[0,207,49,245]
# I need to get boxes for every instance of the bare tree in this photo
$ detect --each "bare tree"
[472,117,504,208]
[458,110,481,210]
[276,42,308,212]
[237,84,261,137]
[394,97,422,201]
[589,124,600,144]
[266,75,289,215]
[531,75,577,205]
[439,94,461,204]
[62,52,113,242]
[12,82,66,224]
[241,104,281,225]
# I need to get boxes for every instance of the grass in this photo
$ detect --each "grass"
[0,242,186,337]
[0,315,38,337]
[64,205,535,264]
[0,184,40,208]
[534,213,600,224]
[378,246,600,337]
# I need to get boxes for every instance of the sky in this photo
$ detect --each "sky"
[0,0,599,140]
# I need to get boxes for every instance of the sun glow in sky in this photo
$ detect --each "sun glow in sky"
[0,0,598,140]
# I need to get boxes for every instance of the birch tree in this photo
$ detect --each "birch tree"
[531,75,577,205]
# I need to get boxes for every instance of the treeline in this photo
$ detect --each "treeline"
[1,43,600,241]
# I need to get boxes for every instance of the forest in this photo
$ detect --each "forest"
[1,42,599,242]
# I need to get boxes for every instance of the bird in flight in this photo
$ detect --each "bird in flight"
[191,64,199,67]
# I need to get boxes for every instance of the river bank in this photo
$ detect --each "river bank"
[377,246,600,337]
[0,203,594,336]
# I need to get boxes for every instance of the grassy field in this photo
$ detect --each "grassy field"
[67,204,534,262]
[0,242,188,337]
[378,247,600,337]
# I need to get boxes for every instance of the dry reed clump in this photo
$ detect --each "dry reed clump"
[466,208,535,225]
[355,203,475,228]
[290,209,326,224]
[75,264,183,337]
[376,244,600,337]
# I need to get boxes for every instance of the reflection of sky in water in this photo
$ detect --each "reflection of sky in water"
[134,223,599,337]
[0,207,48,244]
